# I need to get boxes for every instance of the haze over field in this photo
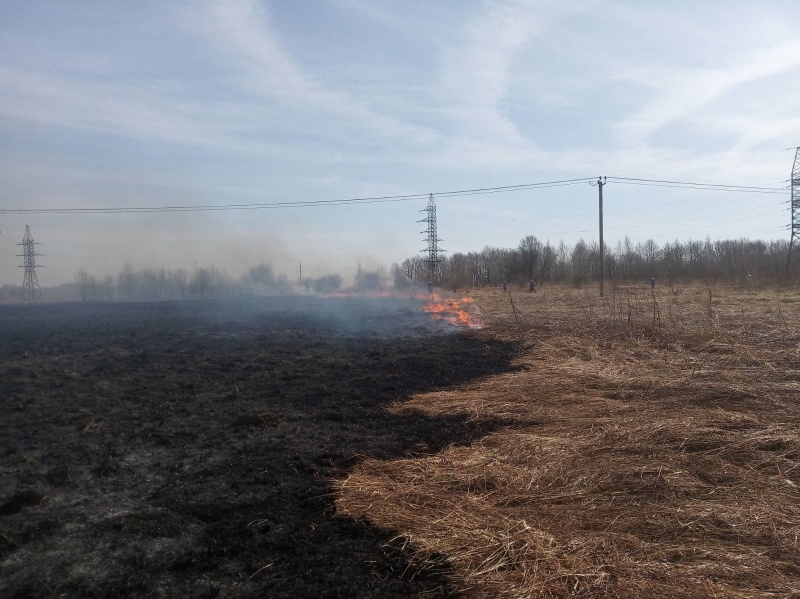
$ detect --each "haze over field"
[1,0,798,285]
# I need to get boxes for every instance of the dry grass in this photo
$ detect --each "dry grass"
[336,283,800,598]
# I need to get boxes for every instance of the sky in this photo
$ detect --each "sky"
[1,0,798,285]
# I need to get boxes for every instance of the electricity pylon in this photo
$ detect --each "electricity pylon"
[17,225,41,303]
[418,193,444,281]
[788,148,800,273]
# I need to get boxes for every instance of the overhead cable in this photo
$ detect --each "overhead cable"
[0,176,788,215]
[0,178,597,215]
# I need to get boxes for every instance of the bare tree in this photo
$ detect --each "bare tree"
[539,242,555,283]
[518,235,542,279]
[192,267,215,298]
[173,268,188,298]
[75,269,96,302]
[118,263,135,301]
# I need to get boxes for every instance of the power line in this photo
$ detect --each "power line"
[432,179,593,198]
[2,174,791,283]
[42,196,783,259]
[624,208,788,239]
[2,176,788,216]
[604,201,787,230]
[604,190,776,214]
[423,198,784,240]
[608,177,785,192]
[0,178,597,215]
[448,189,773,224]
[610,181,786,195]
[606,176,786,193]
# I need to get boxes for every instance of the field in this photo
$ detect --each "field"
[339,283,800,597]
[1,285,799,598]
[0,296,514,598]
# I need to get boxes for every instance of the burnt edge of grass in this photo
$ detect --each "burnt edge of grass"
[0,298,518,599]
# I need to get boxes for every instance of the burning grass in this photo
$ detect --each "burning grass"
[422,293,484,329]
[336,283,800,598]
[318,289,485,329]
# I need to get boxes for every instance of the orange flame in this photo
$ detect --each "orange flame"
[318,289,485,329]
[422,293,484,329]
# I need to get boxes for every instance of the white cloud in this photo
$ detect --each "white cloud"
[0,67,207,146]
[416,0,616,176]
[195,0,440,147]
[438,1,544,145]
[614,37,800,144]
[327,0,404,30]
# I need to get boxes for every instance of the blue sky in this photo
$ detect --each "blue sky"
[1,0,798,284]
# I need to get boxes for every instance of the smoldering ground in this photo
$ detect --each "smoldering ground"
[0,293,510,598]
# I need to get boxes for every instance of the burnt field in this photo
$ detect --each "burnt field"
[0,296,512,598]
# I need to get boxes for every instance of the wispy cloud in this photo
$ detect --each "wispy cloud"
[327,0,405,31]
[438,1,545,146]
[193,0,439,147]
[614,37,800,144]
[426,0,605,172]
[0,65,337,163]
[0,67,209,146]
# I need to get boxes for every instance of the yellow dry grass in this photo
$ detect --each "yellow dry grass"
[335,283,800,598]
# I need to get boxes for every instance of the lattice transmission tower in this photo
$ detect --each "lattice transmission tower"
[418,193,444,281]
[17,225,41,303]
[788,148,800,273]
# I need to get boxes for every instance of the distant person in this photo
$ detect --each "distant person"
[651,277,656,289]
[502,280,509,292]
[529,279,536,293]
[427,281,433,295]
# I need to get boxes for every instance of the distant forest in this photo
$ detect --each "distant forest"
[0,263,383,304]
[0,235,795,304]
[392,235,795,290]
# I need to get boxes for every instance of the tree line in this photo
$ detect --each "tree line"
[71,263,348,302]
[0,235,792,304]
[392,235,795,289]
[35,263,386,303]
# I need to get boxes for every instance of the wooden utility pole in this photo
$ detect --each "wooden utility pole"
[592,177,607,296]
[298,261,302,284]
